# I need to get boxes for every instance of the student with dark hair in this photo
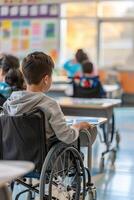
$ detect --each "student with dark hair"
[63,48,98,77]
[73,60,105,98]
[63,49,86,77]
[0,54,23,100]
[3,51,92,145]
[5,69,24,91]
[0,54,19,81]
[75,49,88,64]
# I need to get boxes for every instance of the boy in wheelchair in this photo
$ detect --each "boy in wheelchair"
[3,51,92,145]
[2,52,97,200]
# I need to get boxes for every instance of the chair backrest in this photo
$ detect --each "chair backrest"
[0,109,47,173]
[72,76,105,98]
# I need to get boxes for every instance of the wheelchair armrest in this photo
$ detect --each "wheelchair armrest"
[79,126,97,146]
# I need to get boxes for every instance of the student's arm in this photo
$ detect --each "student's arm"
[47,100,91,144]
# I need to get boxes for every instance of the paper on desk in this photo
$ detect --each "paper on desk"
[66,117,99,125]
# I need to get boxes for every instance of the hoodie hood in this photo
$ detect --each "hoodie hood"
[3,91,46,115]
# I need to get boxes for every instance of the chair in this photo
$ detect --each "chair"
[72,76,106,98]
[0,108,96,200]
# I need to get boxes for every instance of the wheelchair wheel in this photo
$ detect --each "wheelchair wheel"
[39,143,86,200]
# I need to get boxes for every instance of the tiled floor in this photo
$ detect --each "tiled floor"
[12,107,134,200]
[92,108,134,200]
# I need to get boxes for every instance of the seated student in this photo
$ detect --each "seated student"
[0,54,22,99]
[3,51,93,146]
[63,49,86,78]
[73,60,106,98]
[75,49,98,77]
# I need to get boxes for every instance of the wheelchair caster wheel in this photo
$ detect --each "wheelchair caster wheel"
[99,157,104,173]
[88,185,97,200]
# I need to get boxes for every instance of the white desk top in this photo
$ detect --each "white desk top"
[53,76,69,84]
[66,116,107,125]
[0,161,34,187]
[50,84,68,92]
[58,97,121,109]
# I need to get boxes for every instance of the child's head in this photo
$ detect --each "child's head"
[5,69,24,90]
[0,54,20,81]
[82,61,93,74]
[22,51,54,92]
[75,49,88,64]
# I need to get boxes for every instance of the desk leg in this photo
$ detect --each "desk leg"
[87,144,92,171]
[0,186,11,200]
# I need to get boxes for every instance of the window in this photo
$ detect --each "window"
[60,19,97,65]
[100,22,134,68]
[99,1,134,18]
[61,2,97,17]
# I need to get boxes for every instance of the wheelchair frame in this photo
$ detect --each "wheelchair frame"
[0,108,96,200]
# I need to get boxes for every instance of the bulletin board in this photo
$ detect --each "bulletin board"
[0,4,59,62]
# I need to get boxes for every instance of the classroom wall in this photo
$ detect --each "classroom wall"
[0,4,60,63]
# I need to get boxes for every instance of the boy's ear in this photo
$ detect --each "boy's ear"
[43,75,49,84]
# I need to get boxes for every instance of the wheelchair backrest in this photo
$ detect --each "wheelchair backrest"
[0,109,47,173]
[72,76,104,98]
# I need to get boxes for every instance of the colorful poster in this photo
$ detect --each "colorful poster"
[32,22,41,36]
[45,23,55,38]
[12,20,20,37]
[2,20,11,29]
[0,18,58,62]
[2,21,12,39]
[12,38,19,51]
[20,39,30,50]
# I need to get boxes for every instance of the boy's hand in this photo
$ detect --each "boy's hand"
[73,122,92,131]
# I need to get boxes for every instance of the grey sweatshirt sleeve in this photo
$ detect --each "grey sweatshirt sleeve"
[46,100,79,144]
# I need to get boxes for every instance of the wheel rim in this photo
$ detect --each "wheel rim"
[49,149,81,200]
[39,145,86,200]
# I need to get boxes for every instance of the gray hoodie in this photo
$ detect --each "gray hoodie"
[3,91,79,144]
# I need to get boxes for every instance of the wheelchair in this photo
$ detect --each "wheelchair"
[0,108,96,200]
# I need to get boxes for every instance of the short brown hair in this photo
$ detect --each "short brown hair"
[82,61,93,74]
[22,52,54,85]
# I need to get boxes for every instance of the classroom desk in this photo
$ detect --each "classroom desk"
[53,76,69,84]
[0,161,34,200]
[58,97,121,168]
[57,97,121,142]
[58,97,121,110]
[58,97,121,133]
[66,116,107,169]
[49,83,121,98]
